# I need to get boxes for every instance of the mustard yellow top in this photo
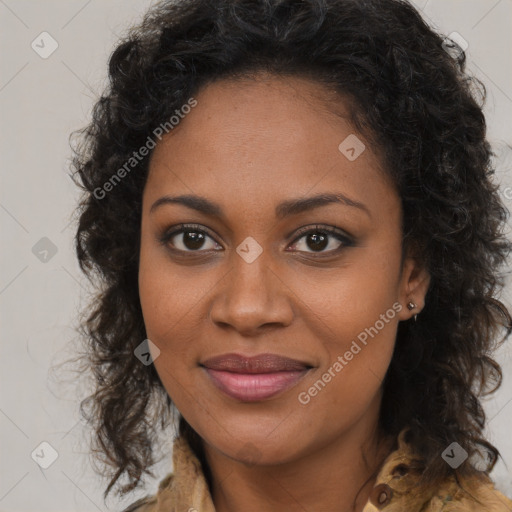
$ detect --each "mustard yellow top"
[123,428,512,511]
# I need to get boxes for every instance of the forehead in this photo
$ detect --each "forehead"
[144,74,397,220]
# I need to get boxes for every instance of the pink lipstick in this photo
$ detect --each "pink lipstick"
[200,353,312,402]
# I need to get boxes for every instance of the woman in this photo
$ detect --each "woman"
[71,0,512,510]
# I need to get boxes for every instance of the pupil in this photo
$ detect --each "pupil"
[184,231,205,250]
[308,232,328,251]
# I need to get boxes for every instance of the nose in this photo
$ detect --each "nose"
[208,250,294,336]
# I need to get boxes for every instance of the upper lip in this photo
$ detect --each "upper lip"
[200,353,312,373]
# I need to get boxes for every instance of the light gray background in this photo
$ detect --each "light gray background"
[1,1,511,511]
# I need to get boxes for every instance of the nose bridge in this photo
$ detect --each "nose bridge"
[230,245,272,295]
[209,243,293,331]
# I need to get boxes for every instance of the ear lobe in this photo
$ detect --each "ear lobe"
[398,256,431,321]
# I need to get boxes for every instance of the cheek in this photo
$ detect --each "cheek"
[293,238,402,407]
[295,242,401,330]
[138,258,198,405]
[296,314,398,427]
[138,238,218,404]
[138,236,203,342]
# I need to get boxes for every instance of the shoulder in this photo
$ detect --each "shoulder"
[431,473,512,512]
[120,496,156,512]
[120,474,174,512]
[367,463,512,512]
[367,429,512,512]
[120,433,213,512]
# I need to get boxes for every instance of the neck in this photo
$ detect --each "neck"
[201,413,393,512]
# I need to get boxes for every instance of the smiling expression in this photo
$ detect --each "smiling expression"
[138,72,429,464]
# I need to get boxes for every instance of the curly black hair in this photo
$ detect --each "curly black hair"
[70,0,512,501]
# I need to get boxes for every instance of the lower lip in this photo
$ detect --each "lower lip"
[203,368,310,402]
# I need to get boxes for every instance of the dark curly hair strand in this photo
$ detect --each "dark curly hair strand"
[70,0,512,500]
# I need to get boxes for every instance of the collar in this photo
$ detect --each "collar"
[141,428,511,512]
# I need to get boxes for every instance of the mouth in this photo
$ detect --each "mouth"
[200,353,313,402]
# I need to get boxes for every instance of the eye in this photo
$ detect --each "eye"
[158,223,353,255]
[288,225,353,254]
[158,224,222,252]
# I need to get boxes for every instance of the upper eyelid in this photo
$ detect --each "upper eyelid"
[292,224,351,240]
[166,223,218,242]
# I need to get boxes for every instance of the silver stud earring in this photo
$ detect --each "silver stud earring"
[407,301,418,322]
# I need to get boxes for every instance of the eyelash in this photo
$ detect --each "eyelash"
[157,223,354,257]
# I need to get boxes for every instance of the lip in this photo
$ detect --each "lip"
[200,353,313,402]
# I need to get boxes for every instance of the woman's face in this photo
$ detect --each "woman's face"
[138,74,429,464]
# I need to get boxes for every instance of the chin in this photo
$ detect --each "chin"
[210,431,305,467]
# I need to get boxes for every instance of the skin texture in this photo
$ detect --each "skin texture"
[138,73,431,512]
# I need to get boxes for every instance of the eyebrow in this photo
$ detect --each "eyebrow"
[149,192,371,219]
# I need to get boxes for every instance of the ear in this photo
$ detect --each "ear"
[396,253,431,322]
